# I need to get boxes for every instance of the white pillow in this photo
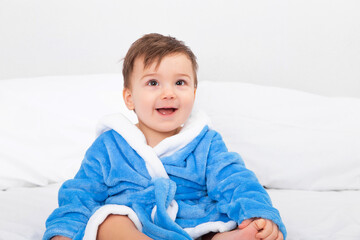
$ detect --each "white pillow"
[0,74,136,190]
[1,75,359,191]
[195,81,360,191]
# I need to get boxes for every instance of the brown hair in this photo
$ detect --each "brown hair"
[122,33,198,89]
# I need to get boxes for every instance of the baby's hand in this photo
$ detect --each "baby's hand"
[239,218,283,240]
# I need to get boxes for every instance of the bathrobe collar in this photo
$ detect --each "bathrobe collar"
[96,110,211,179]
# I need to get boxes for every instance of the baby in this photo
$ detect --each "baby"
[44,33,286,240]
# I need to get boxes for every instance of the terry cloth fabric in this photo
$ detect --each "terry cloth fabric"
[43,111,287,240]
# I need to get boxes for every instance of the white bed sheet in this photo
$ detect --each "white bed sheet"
[268,189,360,240]
[0,184,359,240]
[0,183,60,240]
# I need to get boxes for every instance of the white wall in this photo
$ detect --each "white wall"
[0,0,359,97]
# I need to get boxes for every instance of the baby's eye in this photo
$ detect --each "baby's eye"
[176,80,186,86]
[147,80,158,86]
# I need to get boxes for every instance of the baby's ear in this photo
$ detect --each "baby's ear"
[123,88,135,110]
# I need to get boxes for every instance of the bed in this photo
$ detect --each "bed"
[1,74,359,239]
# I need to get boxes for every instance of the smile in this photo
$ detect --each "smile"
[156,108,178,115]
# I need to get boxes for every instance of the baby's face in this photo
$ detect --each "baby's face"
[124,53,196,138]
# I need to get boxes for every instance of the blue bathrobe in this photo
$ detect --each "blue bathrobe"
[43,112,286,240]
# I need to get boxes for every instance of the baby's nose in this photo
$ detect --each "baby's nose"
[161,86,176,99]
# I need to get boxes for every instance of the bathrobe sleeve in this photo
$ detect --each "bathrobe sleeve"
[43,134,110,240]
[205,131,287,238]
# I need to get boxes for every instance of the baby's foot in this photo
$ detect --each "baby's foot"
[210,219,264,240]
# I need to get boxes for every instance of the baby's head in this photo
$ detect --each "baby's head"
[122,33,198,89]
[122,33,198,145]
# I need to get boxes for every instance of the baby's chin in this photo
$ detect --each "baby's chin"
[155,125,183,135]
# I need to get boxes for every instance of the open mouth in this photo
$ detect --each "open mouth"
[156,108,177,115]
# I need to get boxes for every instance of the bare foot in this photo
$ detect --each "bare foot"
[209,220,264,240]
